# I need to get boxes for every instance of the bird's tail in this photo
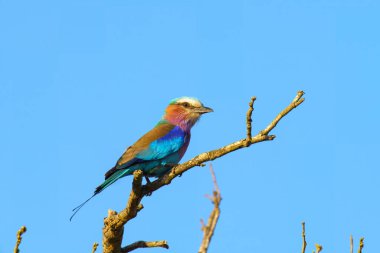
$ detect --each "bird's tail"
[94,169,132,194]
[70,169,132,221]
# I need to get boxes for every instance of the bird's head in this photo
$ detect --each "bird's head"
[164,97,213,131]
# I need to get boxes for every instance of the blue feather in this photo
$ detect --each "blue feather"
[136,126,185,160]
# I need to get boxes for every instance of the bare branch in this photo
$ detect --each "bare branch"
[198,165,222,253]
[92,242,99,253]
[260,90,304,136]
[102,91,305,252]
[246,97,256,141]
[350,235,354,253]
[14,226,27,253]
[121,241,169,253]
[209,164,220,194]
[300,222,323,253]
[315,244,323,253]
[301,222,307,253]
[358,238,364,253]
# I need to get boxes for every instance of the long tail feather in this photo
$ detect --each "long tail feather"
[70,194,97,221]
[70,169,132,221]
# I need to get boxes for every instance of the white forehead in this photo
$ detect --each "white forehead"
[172,97,203,107]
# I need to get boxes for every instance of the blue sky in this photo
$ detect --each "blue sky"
[1,0,379,252]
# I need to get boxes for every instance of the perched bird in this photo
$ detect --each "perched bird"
[70,97,213,220]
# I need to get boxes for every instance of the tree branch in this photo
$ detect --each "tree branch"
[300,222,324,253]
[350,235,354,253]
[103,171,144,253]
[260,90,304,136]
[246,96,256,141]
[92,242,99,253]
[14,226,27,253]
[358,238,364,253]
[301,222,307,253]
[102,91,305,253]
[121,241,169,253]
[315,244,323,253]
[198,165,222,253]
[113,170,144,228]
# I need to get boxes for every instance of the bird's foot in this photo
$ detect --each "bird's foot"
[144,176,153,196]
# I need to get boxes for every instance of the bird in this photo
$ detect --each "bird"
[70,97,213,220]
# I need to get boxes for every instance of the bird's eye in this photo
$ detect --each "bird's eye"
[182,102,190,108]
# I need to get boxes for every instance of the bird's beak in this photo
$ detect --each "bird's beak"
[194,106,214,114]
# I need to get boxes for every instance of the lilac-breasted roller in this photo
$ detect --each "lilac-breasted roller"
[70,97,213,220]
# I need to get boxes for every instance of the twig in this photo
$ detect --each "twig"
[350,235,354,253]
[198,165,222,253]
[92,242,99,253]
[301,222,307,253]
[358,238,364,253]
[260,90,304,136]
[209,164,220,194]
[246,97,256,141]
[14,226,27,253]
[315,244,323,253]
[121,240,169,253]
[102,91,305,253]
[200,219,206,228]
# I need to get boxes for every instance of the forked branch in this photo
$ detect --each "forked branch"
[198,165,222,253]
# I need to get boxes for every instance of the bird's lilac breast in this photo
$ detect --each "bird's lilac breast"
[178,132,190,159]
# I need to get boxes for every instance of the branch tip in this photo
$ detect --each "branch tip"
[315,244,323,253]
[301,222,307,253]
[92,242,99,253]
[350,235,354,253]
[121,240,169,253]
[14,226,27,253]
[260,91,305,136]
[246,96,256,140]
[295,90,305,101]
[358,238,364,253]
